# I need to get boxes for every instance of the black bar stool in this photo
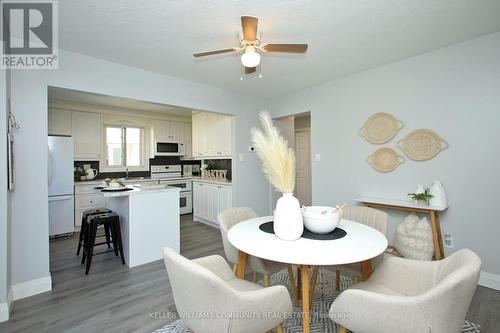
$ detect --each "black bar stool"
[81,212,126,274]
[76,208,112,256]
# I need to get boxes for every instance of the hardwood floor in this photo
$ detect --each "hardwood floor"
[0,214,499,332]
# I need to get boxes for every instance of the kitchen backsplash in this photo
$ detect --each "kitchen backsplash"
[75,157,203,180]
[204,159,232,181]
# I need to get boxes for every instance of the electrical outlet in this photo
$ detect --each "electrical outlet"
[444,234,454,248]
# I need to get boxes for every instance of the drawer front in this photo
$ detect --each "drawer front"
[74,184,101,195]
[75,194,105,210]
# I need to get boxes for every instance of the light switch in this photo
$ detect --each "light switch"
[315,153,321,162]
[239,153,245,162]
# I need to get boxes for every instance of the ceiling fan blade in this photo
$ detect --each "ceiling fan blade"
[262,44,308,53]
[241,16,258,41]
[245,66,256,74]
[193,48,238,57]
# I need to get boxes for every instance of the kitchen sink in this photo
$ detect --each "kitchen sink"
[120,177,146,181]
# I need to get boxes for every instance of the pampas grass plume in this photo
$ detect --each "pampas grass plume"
[251,111,296,193]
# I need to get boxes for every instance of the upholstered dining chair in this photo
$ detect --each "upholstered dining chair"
[163,247,292,333]
[324,205,388,290]
[218,207,296,289]
[329,249,481,333]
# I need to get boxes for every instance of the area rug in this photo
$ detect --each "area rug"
[153,269,480,333]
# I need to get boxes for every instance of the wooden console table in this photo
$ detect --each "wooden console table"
[355,197,448,260]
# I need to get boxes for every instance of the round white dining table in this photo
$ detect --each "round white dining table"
[227,216,388,333]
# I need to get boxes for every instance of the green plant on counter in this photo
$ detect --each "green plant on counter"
[408,187,433,203]
[74,168,86,180]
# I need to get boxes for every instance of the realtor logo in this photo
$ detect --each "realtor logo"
[1,0,58,69]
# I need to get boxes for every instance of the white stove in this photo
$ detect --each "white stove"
[151,165,192,215]
[150,164,182,179]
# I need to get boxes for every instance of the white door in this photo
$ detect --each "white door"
[295,130,311,206]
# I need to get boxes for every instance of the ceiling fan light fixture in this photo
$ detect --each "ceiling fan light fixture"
[241,46,261,68]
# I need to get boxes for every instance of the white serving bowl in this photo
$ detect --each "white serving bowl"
[108,182,121,188]
[302,206,340,234]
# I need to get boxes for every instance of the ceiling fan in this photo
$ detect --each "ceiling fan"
[193,16,308,74]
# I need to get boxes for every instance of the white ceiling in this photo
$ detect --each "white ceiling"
[58,0,500,97]
[48,87,194,118]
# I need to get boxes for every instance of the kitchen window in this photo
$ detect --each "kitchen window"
[104,125,145,169]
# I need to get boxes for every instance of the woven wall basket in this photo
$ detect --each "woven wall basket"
[397,129,448,161]
[367,147,405,172]
[360,112,404,144]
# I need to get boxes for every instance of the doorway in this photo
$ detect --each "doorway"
[270,112,312,210]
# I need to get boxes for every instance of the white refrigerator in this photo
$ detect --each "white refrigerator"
[48,136,75,236]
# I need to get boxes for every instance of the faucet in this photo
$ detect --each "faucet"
[125,167,129,179]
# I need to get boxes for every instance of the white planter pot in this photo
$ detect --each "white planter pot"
[274,192,304,241]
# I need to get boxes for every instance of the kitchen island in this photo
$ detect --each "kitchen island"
[102,185,180,268]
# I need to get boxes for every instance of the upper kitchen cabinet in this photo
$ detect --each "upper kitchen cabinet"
[152,120,186,141]
[192,112,232,158]
[183,122,193,159]
[48,109,72,136]
[72,111,102,161]
[150,120,191,157]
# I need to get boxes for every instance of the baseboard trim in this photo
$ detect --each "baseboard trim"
[0,302,8,322]
[0,286,13,322]
[479,271,500,291]
[193,216,220,229]
[11,276,52,301]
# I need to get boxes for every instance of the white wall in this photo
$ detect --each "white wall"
[8,49,269,295]
[269,32,500,281]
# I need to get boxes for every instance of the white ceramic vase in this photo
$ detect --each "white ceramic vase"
[274,192,304,241]
[429,181,447,207]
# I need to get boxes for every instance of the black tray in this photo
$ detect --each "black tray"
[259,221,346,240]
[100,187,133,192]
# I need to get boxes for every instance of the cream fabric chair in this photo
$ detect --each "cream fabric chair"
[218,207,290,287]
[329,249,481,333]
[163,247,292,333]
[324,206,388,289]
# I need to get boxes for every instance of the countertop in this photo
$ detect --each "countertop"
[75,176,232,186]
[101,185,180,197]
[191,179,232,186]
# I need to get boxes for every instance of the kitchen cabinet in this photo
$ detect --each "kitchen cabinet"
[183,122,193,159]
[151,120,192,157]
[192,112,232,158]
[193,180,232,226]
[74,183,106,228]
[152,120,187,141]
[72,111,102,161]
[48,108,72,136]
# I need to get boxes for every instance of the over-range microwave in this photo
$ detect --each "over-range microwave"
[155,140,185,156]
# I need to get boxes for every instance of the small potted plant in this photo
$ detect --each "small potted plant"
[74,167,87,181]
[408,187,433,206]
